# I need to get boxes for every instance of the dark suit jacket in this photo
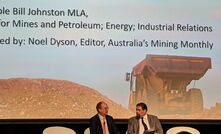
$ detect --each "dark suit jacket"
[90,114,120,134]
[127,114,163,134]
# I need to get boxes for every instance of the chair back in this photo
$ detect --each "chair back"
[166,126,200,134]
[43,126,76,134]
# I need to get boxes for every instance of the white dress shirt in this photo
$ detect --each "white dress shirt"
[139,115,150,134]
[98,114,110,134]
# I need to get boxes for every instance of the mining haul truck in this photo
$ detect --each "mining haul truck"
[126,54,211,115]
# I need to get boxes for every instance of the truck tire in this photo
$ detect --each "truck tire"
[135,76,145,103]
[145,88,159,115]
[135,88,143,103]
[128,91,135,111]
[188,88,203,114]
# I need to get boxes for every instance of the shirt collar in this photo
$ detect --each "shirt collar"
[98,114,106,120]
[141,114,148,120]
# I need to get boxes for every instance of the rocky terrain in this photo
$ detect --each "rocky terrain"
[160,103,221,119]
[0,78,220,119]
[0,78,133,119]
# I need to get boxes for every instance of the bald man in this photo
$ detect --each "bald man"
[90,101,120,134]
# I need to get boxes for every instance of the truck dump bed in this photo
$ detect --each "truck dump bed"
[132,54,212,80]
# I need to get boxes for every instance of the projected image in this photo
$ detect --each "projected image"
[0,78,133,118]
[126,54,219,119]
[1,0,221,119]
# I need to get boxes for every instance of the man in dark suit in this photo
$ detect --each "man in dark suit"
[90,101,120,134]
[127,102,163,134]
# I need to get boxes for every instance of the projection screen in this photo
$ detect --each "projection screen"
[0,0,221,119]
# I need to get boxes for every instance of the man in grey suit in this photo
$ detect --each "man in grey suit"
[127,102,163,134]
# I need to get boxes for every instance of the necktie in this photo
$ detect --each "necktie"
[102,118,106,134]
[141,117,148,131]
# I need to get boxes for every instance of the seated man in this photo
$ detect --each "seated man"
[90,101,120,134]
[127,102,163,134]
